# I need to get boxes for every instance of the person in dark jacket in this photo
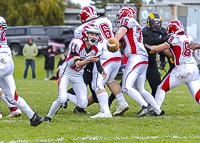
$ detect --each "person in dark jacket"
[142,12,175,97]
[43,46,55,81]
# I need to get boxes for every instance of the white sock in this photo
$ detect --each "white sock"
[15,96,34,119]
[141,90,161,114]
[67,93,77,105]
[97,92,110,113]
[155,89,166,108]
[47,100,61,118]
[115,93,126,104]
[126,88,148,107]
[0,93,15,108]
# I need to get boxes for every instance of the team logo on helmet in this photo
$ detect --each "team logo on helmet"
[166,19,184,34]
[79,6,98,23]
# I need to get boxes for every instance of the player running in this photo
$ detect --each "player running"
[145,19,200,116]
[114,7,163,117]
[0,16,42,126]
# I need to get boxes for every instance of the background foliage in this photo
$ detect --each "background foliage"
[91,0,143,8]
[0,0,66,26]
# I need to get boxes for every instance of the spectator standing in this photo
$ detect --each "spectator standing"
[43,46,55,81]
[22,38,38,80]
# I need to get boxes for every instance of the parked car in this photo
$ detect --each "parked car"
[48,39,65,55]
[46,25,75,48]
[6,26,48,56]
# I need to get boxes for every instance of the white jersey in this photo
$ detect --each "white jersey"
[0,29,12,56]
[119,17,148,58]
[167,34,196,66]
[74,17,121,64]
[65,38,98,75]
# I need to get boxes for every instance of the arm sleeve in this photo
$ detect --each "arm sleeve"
[96,60,104,74]
[143,35,166,45]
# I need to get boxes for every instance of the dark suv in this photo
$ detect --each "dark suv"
[6,26,48,56]
[46,25,75,48]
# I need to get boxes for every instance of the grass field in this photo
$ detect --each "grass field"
[0,55,200,143]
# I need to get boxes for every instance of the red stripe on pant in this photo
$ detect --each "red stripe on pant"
[195,89,200,103]
[101,57,121,67]
[161,74,170,92]
[14,91,18,101]
[131,61,148,70]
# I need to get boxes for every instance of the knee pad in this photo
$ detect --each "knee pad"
[77,99,88,109]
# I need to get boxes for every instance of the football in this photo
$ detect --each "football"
[107,38,119,52]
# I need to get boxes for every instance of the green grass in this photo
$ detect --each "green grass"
[0,55,200,143]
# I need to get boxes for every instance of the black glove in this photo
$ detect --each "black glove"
[163,33,172,42]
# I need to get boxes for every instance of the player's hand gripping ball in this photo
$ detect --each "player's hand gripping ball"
[107,38,119,52]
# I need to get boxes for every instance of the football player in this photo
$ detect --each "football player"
[145,19,200,116]
[0,88,22,118]
[0,16,43,126]
[43,23,107,122]
[114,7,163,117]
[67,6,129,118]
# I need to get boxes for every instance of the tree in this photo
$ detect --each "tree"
[91,0,143,9]
[66,1,81,9]
[0,0,66,26]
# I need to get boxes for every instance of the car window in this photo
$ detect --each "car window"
[15,28,26,35]
[62,28,74,34]
[47,28,60,36]
[30,27,46,35]
[6,29,15,36]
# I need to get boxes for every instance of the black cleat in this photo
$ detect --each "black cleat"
[136,105,154,118]
[147,110,165,117]
[43,116,52,122]
[30,113,43,127]
[63,101,68,109]
[73,106,90,114]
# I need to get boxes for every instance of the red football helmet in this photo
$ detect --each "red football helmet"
[117,6,136,20]
[79,6,98,23]
[166,20,184,34]
[82,23,100,45]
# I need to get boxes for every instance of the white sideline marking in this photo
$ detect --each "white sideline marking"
[0,137,64,143]
[72,135,200,141]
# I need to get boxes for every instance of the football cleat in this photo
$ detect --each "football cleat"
[63,101,68,109]
[113,101,129,116]
[0,112,2,119]
[30,113,43,127]
[136,105,154,118]
[43,116,52,123]
[6,109,22,118]
[73,106,90,114]
[147,110,165,117]
[90,108,112,118]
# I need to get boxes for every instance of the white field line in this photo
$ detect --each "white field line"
[72,135,200,141]
[0,137,64,143]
